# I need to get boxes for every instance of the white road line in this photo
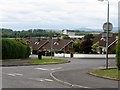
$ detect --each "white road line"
[7,73,23,76]
[35,67,62,71]
[45,79,53,82]
[8,74,16,76]
[29,78,53,82]
[35,68,49,71]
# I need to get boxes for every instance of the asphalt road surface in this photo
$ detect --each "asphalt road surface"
[2,56,119,89]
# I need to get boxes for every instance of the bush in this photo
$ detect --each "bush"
[112,48,116,54]
[32,49,38,55]
[2,38,31,59]
[92,41,99,54]
[116,30,120,70]
[66,51,70,54]
[55,50,64,54]
[80,39,93,54]
[47,51,54,56]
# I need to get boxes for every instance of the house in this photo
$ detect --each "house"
[27,38,74,54]
[38,38,74,52]
[93,33,118,54]
[27,38,48,50]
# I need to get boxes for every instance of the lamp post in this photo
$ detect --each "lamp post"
[50,37,53,59]
[98,0,113,69]
[50,34,57,59]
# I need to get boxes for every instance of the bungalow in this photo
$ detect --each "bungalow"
[93,33,118,54]
[27,38,74,54]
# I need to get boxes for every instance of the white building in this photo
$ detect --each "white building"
[62,29,84,39]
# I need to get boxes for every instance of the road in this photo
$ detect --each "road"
[2,55,119,89]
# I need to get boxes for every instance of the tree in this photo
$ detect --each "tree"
[63,35,70,39]
[84,34,94,40]
[73,39,81,53]
[80,39,93,54]
[92,41,99,54]
[79,34,94,54]
[116,30,120,70]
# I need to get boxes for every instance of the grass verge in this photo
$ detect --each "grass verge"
[28,58,69,65]
[89,69,120,80]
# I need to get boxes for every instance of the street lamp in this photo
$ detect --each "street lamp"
[98,0,113,69]
[50,34,57,59]
[50,37,53,59]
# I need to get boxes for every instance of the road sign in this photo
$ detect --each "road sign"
[103,22,113,31]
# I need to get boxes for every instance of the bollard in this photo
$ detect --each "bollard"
[38,50,42,59]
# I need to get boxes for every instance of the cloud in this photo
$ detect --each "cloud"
[0,0,118,30]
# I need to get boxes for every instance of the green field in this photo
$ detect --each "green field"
[28,58,69,64]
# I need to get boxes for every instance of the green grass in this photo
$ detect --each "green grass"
[28,58,69,64]
[89,69,120,80]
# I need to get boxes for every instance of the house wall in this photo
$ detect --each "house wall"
[54,54,116,58]
[54,53,71,57]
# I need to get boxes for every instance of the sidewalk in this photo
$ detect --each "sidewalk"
[1,58,34,66]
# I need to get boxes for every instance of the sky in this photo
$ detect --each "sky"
[0,0,119,31]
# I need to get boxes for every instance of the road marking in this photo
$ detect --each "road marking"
[50,71,90,88]
[35,67,62,71]
[7,73,23,76]
[44,79,53,82]
[35,68,49,71]
[29,78,53,82]
[8,74,16,76]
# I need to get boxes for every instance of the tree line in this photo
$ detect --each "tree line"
[1,28,61,38]
[1,28,94,38]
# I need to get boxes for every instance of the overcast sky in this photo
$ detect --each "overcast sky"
[0,0,119,31]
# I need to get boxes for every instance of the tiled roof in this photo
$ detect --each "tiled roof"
[40,39,73,51]
[94,33,118,47]
[28,38,48,50]
[27,38,73,51]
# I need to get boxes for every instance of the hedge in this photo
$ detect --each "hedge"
[116,30,120,70]
[2,38,31,59]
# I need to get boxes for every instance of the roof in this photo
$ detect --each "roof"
[39,39,73,51]
[94,33,118,48]
[28,38,48,50]
[27,38,74,51]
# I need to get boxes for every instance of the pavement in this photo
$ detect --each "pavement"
[1,58,34,66]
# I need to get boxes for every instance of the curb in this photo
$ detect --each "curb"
[1,61,70,67]
[88,68,119,81]
[50,71,90,88]
[88,72,119,81]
